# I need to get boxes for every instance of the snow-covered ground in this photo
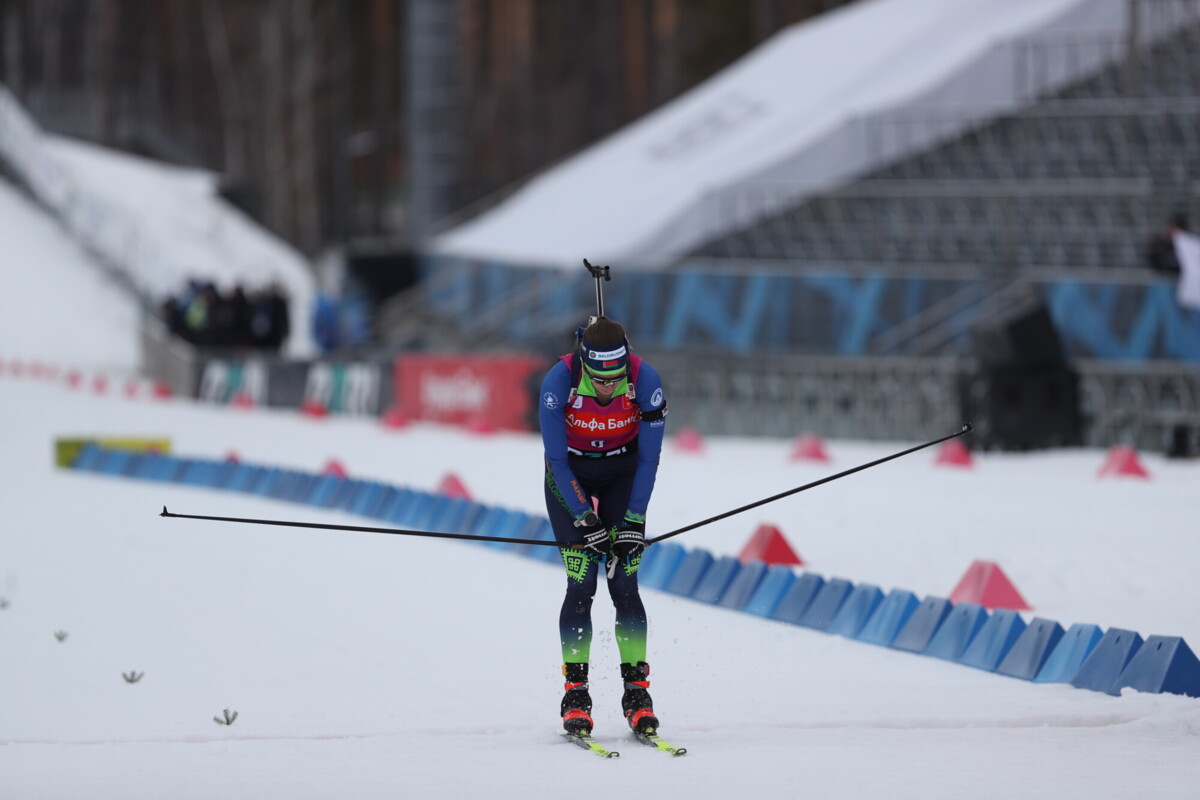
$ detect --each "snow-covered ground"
[2,155,1199,798]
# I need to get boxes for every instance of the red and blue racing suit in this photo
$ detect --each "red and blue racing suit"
[539,352,667,666]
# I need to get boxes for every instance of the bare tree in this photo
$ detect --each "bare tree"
[201,0,246,182]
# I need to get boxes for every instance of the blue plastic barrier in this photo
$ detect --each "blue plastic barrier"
[333,479,367,509]
[135,454,178,481]
[122,453,147,477]
[1111,636,1200,698]
[205,460,235,486]
[278,470,309,501]
[469,506,513,550]
[203,460,233,486]
[1035,623,1105,684]
[691,556,741,605]
[1071,628,1144,695]
[892,596,954,654]
[366,487,400,520]
[506,515,548,559]
[857,589,921,646]
[420,495,454,532]
[827,583,884,639]
[348,482,386,517]
[398,491,434,528]
[664,549,714,597]
[770,572,826,625]
[455,502,487,537]
[465,504,500,540]
[214,460,240,488]
[744,565,796,618]
[487,510,530,546]
[996,618,1065,680]
[263,468,291,499]
[718,561,769,611]
[528,518,563,564]
[253,467,284,496]
[99,450,134,476]
[321,479,352,510]
[307,475,343,507]
[435,497,473,534]
[799,578,854,631]
[73,443,104,471]
[378,488,414,523]
[490,509,526,550]
[923,602,987,660]
[288,473,320,502]
[960,609,1026,671]
[225,464,265,493]
[640,543,686,590]
[129,453,154,480]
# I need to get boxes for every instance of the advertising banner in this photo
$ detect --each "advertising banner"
[394,354,547,431]
[195,356,393,417]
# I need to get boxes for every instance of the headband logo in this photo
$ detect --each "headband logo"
[587,346,627,362]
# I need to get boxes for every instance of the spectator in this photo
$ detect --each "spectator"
[1172,221,1200,313]
[159,279,291,352]
[1146,212,1189,275]
[184,283,219,345]
[229,285,251,347]
[312,291,339,352]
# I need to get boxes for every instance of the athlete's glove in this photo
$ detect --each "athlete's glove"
[574,511,611,557]
[607,514,646,578]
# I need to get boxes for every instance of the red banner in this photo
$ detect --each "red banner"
[394,354,547,432]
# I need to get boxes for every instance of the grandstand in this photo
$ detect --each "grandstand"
[690,15,1200,273]
[400,0,1200,452]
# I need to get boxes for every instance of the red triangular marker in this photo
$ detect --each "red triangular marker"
[301,399,329,418]
[789,434,830,463]
[437,473,472,500]
[934,439,973,468]
[381,405,410,429]
[323,459,348,478]
[738,524,805,566]
[949,560,1031,610]
[1097,446,1150,479]
[674,427,706,454]
[465,414,497,435]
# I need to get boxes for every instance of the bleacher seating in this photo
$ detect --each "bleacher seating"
[689,21,1200,273]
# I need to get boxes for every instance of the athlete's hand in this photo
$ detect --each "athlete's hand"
[574,511,611,557]
[607,516,646,578]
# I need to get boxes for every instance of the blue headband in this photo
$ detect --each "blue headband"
[581,338,629,376]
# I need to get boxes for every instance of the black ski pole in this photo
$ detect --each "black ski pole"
[159,506,578,548]
[647,423,973,546]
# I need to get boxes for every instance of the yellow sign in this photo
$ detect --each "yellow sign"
[55,438,172,468]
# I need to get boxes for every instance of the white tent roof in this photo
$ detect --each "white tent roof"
[433,0,1127,268]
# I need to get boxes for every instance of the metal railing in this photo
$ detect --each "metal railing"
[642,349,1200,450]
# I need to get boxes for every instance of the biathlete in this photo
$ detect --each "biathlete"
[538,316,668,735]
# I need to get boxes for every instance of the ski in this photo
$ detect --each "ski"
[562,731,620,758]
[633,728,687,756]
